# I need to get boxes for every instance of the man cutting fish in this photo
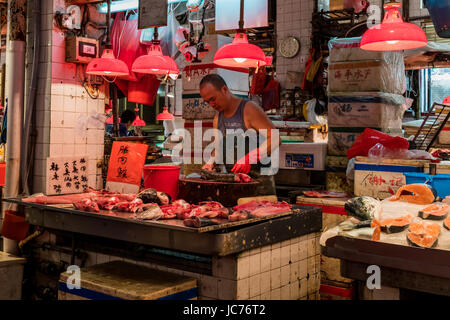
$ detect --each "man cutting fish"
[199,74,279,195]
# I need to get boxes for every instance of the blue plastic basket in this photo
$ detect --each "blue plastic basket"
[403,172,450,200]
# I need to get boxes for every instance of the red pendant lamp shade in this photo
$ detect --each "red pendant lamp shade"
[157,107,174,120]
[132,44,179,76]
[86,48,130,77]
[213,32,268,68]
[361,2,427,51]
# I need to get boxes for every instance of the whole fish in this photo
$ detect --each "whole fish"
[200,169,236,182]
[344,196,381,221]
[135,205,164,220]
[183,216,219,228]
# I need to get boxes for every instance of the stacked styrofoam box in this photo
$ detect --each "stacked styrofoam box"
[327,37,407,158]
[181,34,250,166]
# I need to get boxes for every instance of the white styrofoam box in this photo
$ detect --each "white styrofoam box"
[354,156,427,199]
[182,64,249,93]
[328,37,404,63]
[279,143,327,170]
[328,58,406,95]
[328,92,406,128]
[0,252,26,300]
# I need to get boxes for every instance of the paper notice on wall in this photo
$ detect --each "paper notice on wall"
[215,0,268,31]
[106,142,148,186]
[46,156,89,195]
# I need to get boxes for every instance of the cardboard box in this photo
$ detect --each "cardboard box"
[354,156,427,199]
[328,59,405,94]
[328,92,406,128]
[329,37,403,63]
[327,127,403,156]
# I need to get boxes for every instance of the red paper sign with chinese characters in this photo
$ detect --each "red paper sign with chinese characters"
[107,142,148,185]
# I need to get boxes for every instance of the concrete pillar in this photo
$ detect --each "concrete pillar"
[3,0,27,254]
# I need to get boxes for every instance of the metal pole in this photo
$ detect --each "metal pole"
[3,0,27,254]
[111,83,119,137]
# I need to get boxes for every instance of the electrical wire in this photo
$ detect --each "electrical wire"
[76,64,100,99]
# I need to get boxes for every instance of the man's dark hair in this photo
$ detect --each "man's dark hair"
[120,109,136,123]
[200,74,228,91]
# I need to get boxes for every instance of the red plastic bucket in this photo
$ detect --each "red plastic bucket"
[143,165,180,200]
[1,210,29,241]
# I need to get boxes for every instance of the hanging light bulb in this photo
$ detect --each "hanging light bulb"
[132,107,146,126]
[86,0,129,77]
[156,107,175,121]
[132,28,179,77]
[360,2,427,51]
[213,0,270,69]
[86,48,129,77]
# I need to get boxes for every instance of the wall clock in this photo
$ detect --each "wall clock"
[279,36,300,58]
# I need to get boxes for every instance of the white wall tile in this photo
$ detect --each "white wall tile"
[270,268,281,290]
[75,97,87,114]
[249,253,261,277]
[280,285,290,300]
[49,143,63,158]
[63,128,75,144]
[50,95,64,111]
[236,278,250,300]
[50,128,64,144]
[63,112,77,128]
[270,247,281,270]
[261,250,271,273]
[280,265,290,287]
[260,271,270,294]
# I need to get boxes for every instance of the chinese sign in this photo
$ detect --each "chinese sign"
[106,142,148,186]
[46,156,89,195]
[355,170,406,200]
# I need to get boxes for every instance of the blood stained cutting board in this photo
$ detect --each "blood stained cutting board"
[178,177,260,207]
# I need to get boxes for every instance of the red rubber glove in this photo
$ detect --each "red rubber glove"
[231,149,260,174]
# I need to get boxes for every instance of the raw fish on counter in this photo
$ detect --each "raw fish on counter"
[418,203,449,220]
[137,188,171,205]
[303,190,349,198]
[390,184,437,205]
[344,196,381,221]
[73,199,100,213]
[406,221,441,248]
[228,210,253,222]
[199,169,252,183]
[444,217,450,231]
[370,215,412,234]
[183,216,219,228]
[134,205,164,220]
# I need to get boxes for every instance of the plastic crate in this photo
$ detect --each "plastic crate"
[404,172,450,200]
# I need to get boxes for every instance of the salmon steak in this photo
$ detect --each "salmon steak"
[418,203,449,220]
[407,221,440,248]
[407,232,438,248]
[444,217,450,231]
[390,184,437,205]
[408,222,441,237]
[371,215,411,234]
